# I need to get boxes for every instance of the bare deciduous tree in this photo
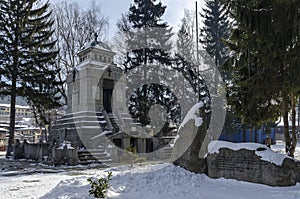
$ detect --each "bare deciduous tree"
[51,1,109,103]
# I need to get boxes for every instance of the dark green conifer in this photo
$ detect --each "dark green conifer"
[0,0,63,157]
[221,0,300,156]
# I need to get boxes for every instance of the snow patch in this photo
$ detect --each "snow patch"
[180,102,203,128]
[57,141,74,150]
[208,141,292,166]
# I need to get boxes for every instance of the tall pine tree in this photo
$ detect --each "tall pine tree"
[118,0,177,127]
[123,0,173,71]
[198,0,233,139]
[200,0,230,69]
[175,16,211,112]
[221,0,300,156]
[176,10,196,63]
[0,0,63,157]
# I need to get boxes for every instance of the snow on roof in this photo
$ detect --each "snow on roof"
[0,103,30,109]
[82,40,112,52]
[0,128,8,132]
[16,127,40,131]
[15,125,29,128]
[208,141,292,166]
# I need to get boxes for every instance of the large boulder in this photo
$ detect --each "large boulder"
[172,118,208,174]
[206,141,300,186]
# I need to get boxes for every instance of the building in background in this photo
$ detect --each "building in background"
[0,103,33,123]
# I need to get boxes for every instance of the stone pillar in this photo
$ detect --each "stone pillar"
[67,149,78,166]
[39,143,43,162]
[123,138,130,150]
[138,139,146,153]
[108,145,119,162]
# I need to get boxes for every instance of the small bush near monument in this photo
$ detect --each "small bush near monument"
[120,144,146,167]
[87,172,112,198]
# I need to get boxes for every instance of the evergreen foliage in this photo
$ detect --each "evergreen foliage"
[200,0,230,70]
[176,16,195,63]
[87,172,113,198]
[175,12,211,112]
[118,0,179,130]
[124,0,174,70]
[0,0,63,157]
[221,0,300,156]
[198,0,240,136]
[129,84,181,125]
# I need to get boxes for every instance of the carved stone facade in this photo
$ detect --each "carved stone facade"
[49,40,175,164]
[50,41,126,149]
[67,41,125,114]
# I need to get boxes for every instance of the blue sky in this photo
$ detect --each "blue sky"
[49,0,205,37]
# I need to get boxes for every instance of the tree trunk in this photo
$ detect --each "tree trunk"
[265,124,271,148]
[6,81,16,158]
[290,92,297,157]
[298,97,300,128]
[6,3,19,158]
[282,93,292,156]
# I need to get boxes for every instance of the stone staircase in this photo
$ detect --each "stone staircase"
[107,112,121,133]
[77,146,112,165]
[49,109,178,165]
[164,146,173,159]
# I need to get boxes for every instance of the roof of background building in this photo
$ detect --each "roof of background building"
[0,128,8,132]
[0,103,30,109]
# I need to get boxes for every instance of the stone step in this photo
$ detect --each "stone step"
[78,152,108,158]
[164,147,173,159]
[77,148,112,165]
[79,159,112,165]
[78,149,105,154]
[78,154,109,161]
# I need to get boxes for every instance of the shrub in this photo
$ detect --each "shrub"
[87,171,113,198]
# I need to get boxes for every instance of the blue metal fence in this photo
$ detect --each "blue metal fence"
[219,128,276,144]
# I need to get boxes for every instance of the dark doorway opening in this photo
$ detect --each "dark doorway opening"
[130,138,137,149]
[103,89,112,112]
[113,138,122,148]
[103,79,114,113]
[146,138,154,153]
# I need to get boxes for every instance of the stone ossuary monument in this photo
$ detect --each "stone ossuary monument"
[48,37,176,165]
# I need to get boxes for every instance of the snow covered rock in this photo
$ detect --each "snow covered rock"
[206,141,300,186]
[172,118,207,173]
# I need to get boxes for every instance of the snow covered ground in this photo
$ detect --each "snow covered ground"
[0,141,299,199]
[0,163,300,199]
[271,140,300,160]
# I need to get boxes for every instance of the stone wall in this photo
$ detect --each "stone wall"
[206,147,300,186]
[23,142,50,161]
[52,146,78,166]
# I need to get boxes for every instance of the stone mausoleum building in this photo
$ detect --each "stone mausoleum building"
[49,38,175,164]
